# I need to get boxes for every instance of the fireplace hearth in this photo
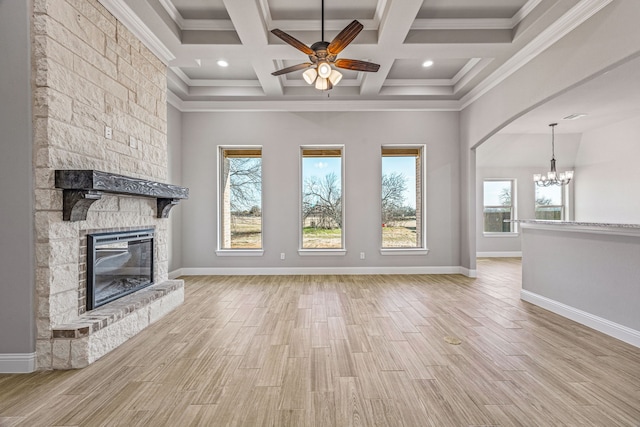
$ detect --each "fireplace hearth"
[87,229,154,310]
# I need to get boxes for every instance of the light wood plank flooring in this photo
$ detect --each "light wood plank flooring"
[1,258,639,426]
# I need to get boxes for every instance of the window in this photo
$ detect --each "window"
[535,185,564,220]
[218,147,262,251]
[483,180,515,233]
[301,147,344,250]
[381,146,425,249]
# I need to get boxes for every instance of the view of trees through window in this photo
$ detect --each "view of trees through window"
[483,180,514,232]
[301,148,343,249]
[219,148,262,249]
[381,147,423,248]
[535,184,564,220]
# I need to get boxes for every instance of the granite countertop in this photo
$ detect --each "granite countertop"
[511,220,640,229]
[511,220,640,236]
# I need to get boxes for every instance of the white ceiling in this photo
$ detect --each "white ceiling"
[478,54,640,167]
[497,54,640,135]
[99,0,616,110]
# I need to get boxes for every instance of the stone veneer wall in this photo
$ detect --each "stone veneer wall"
[33,0,176,369]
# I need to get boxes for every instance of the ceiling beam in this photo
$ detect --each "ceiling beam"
[222,0,283,96]
[360,0,423,96]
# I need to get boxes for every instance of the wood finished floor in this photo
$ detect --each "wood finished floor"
[1,258,639,426]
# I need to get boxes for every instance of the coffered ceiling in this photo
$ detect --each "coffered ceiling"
[99,0,612,110]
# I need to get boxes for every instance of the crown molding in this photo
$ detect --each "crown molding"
[460,0,614,110]
[412,0,541,31]
[170,67,263,88]
[513,0,543,26]
[158,0,234,31]
[412,18,514,30]
[168,98,461,113]
[98,0,175,64]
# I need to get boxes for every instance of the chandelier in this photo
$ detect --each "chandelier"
[534,123,574,187]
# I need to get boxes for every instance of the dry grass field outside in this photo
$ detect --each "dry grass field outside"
[230,217,418,249]
[230,216,262,248]
[382,220,417,248]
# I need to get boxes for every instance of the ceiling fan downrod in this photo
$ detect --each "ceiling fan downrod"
[321,0,325,41]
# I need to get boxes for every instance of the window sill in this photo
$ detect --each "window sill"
[380,248,430,256]
[298,249,347,257]
[216,249,264,257]
[482,233,520,238]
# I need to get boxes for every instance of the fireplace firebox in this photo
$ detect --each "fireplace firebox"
[87,229,154,310]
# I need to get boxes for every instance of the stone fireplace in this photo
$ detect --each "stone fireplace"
[32,0,185,369]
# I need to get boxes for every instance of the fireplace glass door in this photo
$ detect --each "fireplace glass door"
[87,229,154,310]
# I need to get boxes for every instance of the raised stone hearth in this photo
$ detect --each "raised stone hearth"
[51,280,183,369]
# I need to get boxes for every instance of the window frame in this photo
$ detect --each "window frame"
[482,179,517,235]
[216,145,264,256]
[534,184,566,221]
[380,144,428,256]
[299,145,346,256]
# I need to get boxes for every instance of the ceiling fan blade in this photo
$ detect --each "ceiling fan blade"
[271,62,314,76]
[327,20,364,55]
[334,58,380,73]
[271,29,315,56]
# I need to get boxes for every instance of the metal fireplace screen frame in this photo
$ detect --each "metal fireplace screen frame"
[87,229,154,310]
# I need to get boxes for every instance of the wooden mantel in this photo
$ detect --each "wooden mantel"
[54,170,189,221]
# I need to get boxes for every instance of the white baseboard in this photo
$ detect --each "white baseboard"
[179,266,476,277]
[477,251,522,258]
[521,290,640,348]
[168,268,183,280]
[0,352,36,373]
[458,267,477,278]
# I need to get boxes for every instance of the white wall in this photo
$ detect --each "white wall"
[574,114,640,223]
[0,0,35,361]
[179,111,461,271]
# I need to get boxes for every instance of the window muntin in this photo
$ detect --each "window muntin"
[381,146,424,249]
[301,147,344,249]
[218,147,262,250]
[535,184,564,220]
[483,180,515,233]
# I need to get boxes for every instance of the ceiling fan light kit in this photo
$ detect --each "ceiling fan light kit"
[303,68,317,85]
[317,62,332,78]
[270,0,380,91]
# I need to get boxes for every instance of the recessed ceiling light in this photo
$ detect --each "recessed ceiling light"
[422,60,434,68]
[217,59,229,67]
[563,113,587,120]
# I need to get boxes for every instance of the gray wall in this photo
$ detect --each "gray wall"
[460,1,640,271]
[522,226,640,335]
[0,0,35,354]
[475,133,580,254]
[167,104,183,273]
[179,111,461,270]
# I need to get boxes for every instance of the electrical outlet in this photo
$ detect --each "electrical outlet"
[129,136,137,149]
[280,253,285,260]
[105,126,112,139]
[360,252,365,260]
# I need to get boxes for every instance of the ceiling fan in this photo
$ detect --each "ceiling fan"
[270,0,380,90]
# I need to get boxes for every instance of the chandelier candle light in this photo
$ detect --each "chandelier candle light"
[534,123,574,187]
